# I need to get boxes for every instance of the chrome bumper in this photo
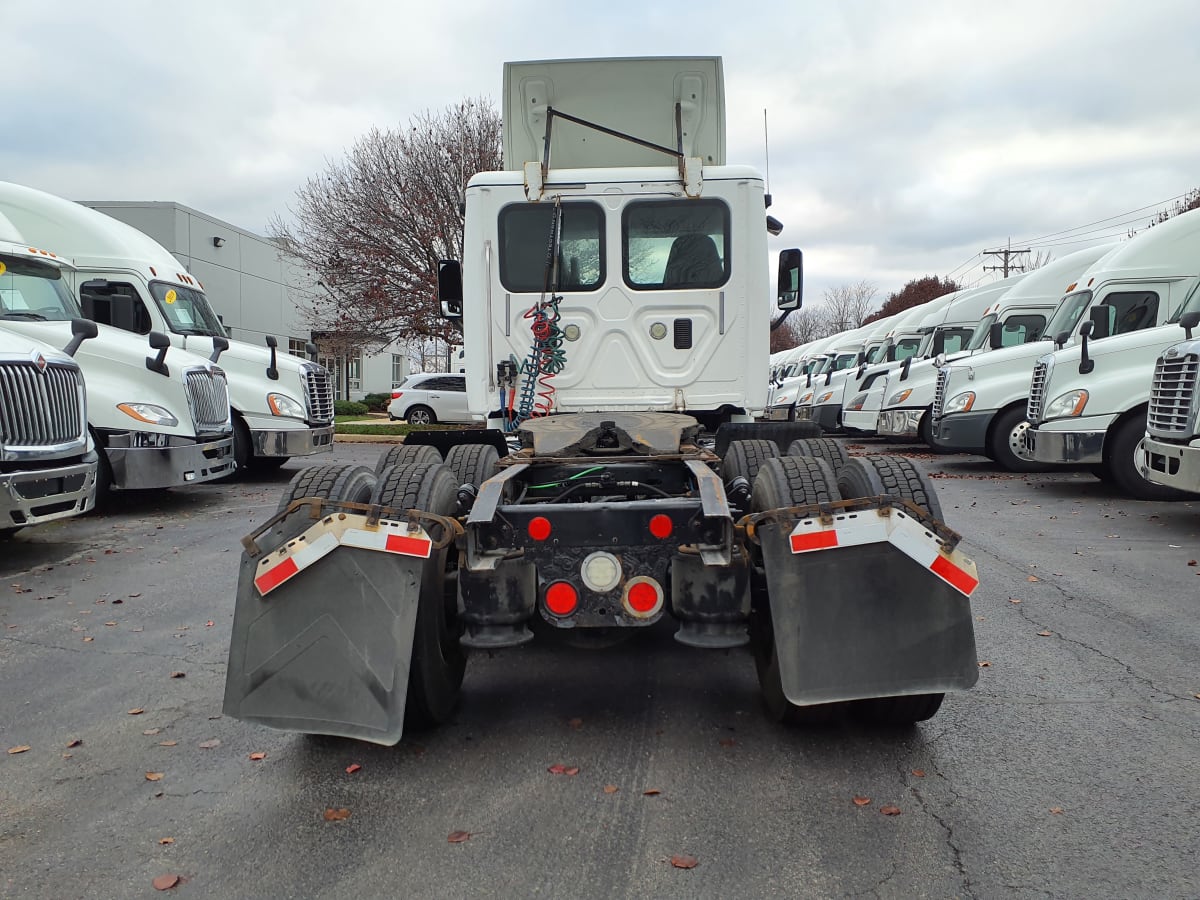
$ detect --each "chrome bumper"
[103,432,235,489]
[763,405,794,422]
[1139,436,1200,494]
[250,424,335,458]
[1025,427,1105,464]
[877,408,923,439]
[841,408,879,433]
[1,458,97,527]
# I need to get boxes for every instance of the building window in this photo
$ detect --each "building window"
[392,354,406,388]
[347,354,362,393]
[288,338,308,358]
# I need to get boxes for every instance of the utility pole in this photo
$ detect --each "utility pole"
[983,238,1031,277]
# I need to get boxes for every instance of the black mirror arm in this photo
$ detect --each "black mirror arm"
[265,335,279,381]
[1078,322,1095,375]
[210,337,229,364]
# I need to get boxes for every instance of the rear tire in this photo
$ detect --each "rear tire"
[854,693,944,726]
[371,462,466,728]
[1104,414,1191,501]
[786,437,849,475]
[375,443,443,474]
[750,456,846,726]
[444,444,500,488]
[723,439,779,486]
[275,463,377,514]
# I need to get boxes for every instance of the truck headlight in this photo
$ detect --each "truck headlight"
[847,393,867,411]
[816,391,834,404]
[1044,389,1089,420]
[888,388,912,406]
[798,392,813,405]
[117,403,179,427]
[267,393,305,418]
[943,392,975,415]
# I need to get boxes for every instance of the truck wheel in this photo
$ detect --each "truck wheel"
[444,444,500,488]
[750,456,846,725]
[723,439,779,486]
[89,429,114,509]
[836,456,947,725]
[371,462,466,728]
[786,437,849,475]
[231,416,253,476]
[1104,415,1191,501]
[406,405,436,426]
[987,406,1050,473]
[375,443,443,474]
[0,527,20,540]
[275,463,377,514]
[836,455,944,522]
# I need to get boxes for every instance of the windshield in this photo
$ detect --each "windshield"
[893,336,922,361]
[1169,280,1200,323]
[966,313,998,351]
[832,351,858,371]
[864,341,888,364]
[937,326,974,355]
[0,253,82,320]
[1043,289,1093,340]
[148,282,227,336]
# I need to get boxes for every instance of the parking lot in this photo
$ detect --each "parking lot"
[2,438,1199,899]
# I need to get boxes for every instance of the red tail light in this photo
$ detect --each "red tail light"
[391,391,402,399]
[527,516,552,541]
[648,514,673,539]
[545,582,578,616]
[623,577,663,617]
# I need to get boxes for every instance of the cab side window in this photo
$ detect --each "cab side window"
[80,281,152,334]
[1103,291,1159,336]
[1000,314,1047,345]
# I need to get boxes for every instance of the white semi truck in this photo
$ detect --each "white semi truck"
[0,182,334,472]
[224,57,980,745]
[933,209,1200,472]
[0,289,98,535]
[0,213,233,495]
[1139,311,1200,495]
[874,247,1113,444]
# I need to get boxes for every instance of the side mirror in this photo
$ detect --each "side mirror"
[1088,305,1111,340]
[1053,330,1070,349]
[438,260,463,318]
[305,341,319,363]
[146,331,171,376]
[1078,320,1095,375]
[210,336,229,364]
[1179,310,1200,339]
[64,318,99,357]
[776,249,803,310]
[989,322,1004,350]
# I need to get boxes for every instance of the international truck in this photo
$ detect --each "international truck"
[0,211,233,495]
[1139,311,1200,496]
[874,247,1112,444]
[0,182,335,473]
[0,281,98,535]
[933,209,1200,472]
[223,57,981,745]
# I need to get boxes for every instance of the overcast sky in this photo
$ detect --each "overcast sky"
[9,1,1199,308]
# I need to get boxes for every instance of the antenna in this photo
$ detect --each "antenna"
[762,109,772,206]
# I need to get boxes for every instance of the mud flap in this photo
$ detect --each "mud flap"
[757,503,979,705]
[223,504,442,745]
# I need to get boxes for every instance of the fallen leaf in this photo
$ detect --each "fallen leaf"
[249,752,267,761]
[7,745,31,755]
[567,717,583,729]
[447,830,472,843]
[978,661,992,668]
[158,837,175,845]
[1008,598,1022,604]
[104,621,117,627]
[143,728,161,736]
[169,672,185,679]
[603,785,619,794]
[145,772,164,781]
[198,739,221,749]
[1188,560,1197,567]
[62,753,73,759]
[128,708,145,715]
[547,764,567,775]
[880,805,902,816]
[345,763,362,774]
[911,769,926,778]
[152,874,180,891]
[1027,575,1040,583]
[82,636,94,642]
[670,854,699,869]
[1037,630,1053,637]
[1049,806,1064,815]
[130,593,143,598]
[564,766,580,776]
[323,807,351,822]
[66,739,82,748]
[718,738,736,748]
[852,796,871,807]
[159,741,178,747]
[643,789,662,796]
[206,620,215,627]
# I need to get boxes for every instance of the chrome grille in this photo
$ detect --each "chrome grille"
[932,369,948,419]
[1027,361,1049,423]
[0,361,84,446]
[183,367,231,432]
[1147,351,1198,436]
[302,363,334,424]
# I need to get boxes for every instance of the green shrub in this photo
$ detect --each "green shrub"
[362,392,391,412]
[334,400,369,417]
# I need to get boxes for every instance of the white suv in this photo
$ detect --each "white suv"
[387,373,472,424]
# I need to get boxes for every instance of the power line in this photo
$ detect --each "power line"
[1009,191,1192,246]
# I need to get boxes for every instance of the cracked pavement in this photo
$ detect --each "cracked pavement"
[1,441,1198,899]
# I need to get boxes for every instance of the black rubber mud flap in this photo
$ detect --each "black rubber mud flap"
[756,517,979,706]
[222,506,425,746]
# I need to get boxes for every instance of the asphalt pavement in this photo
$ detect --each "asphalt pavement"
[1,440,1197,899]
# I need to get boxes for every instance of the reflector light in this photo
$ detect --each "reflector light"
[648,514,673,539]
[545,581,578,616]
[623,577,663,617]
[528,516,552,541]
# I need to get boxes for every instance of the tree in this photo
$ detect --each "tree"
[818,280,878,333]
[863,274,961,324]
[270,99,502,356]
[770,307,827,352]
[1142,187,1200,231]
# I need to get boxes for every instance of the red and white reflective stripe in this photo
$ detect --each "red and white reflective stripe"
[787,509,979,597]
[340,526,432,558]
[254,532,339,596]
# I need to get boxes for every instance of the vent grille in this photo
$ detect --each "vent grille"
[303,363,334,424]
[932,369,948,419]
[673,318,693,350]
[183,367,231,432]
[0,362,84,446]
[1147,352,1198,436]
[1027,361,1049,423]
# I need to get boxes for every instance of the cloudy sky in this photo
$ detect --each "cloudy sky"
[8,1,1198,308]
